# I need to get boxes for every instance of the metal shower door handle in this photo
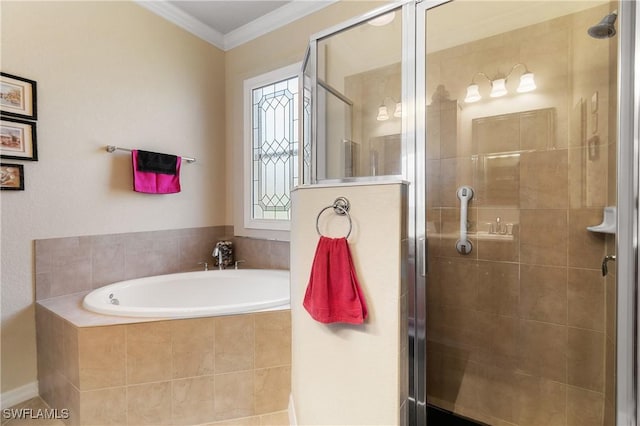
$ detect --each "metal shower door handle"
[456,186,474,255]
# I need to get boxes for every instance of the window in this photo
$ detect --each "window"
[244,64,300,230]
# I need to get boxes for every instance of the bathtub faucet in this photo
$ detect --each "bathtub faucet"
[212,240,233,270]
[212,246,224,270]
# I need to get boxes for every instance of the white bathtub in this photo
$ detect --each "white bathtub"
[82,269,290,318]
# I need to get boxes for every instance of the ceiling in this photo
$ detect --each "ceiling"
[168,1,290,35]
[137,0,610,53]
[135,0,337,51]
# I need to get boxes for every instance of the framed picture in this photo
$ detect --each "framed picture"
[1,117,37,161]
[0,72,37,120]
[0,163,24,190]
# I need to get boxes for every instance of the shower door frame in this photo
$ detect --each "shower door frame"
[617,1,639,425]
[306,0,414,185]
[413,3,449,425]
[414,1,639,425]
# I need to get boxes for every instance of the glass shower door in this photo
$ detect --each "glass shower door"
[307,6,405,183]
[420,1,620,425]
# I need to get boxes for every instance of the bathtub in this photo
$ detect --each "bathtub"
[82,269,290,318]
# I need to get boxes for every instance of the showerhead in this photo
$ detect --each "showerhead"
[588,11,618,39]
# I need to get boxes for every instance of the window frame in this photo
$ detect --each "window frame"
[243,63,301,231]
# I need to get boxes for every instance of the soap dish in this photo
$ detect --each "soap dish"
[587,206,616,234]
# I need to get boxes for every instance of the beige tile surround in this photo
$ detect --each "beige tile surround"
[36,305,291,426]
[34,226,292,425]
[34,227,290,301]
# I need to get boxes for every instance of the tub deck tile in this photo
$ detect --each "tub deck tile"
[37,293,166,328]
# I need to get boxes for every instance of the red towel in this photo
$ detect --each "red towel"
[303,236,368,324]
[132,150,181,194]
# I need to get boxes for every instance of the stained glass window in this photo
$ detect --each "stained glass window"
[250,75,299,222]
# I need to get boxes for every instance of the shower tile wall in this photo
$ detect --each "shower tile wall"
[425,4,616,426]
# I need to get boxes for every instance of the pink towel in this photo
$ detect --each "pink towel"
[132,150,181,194]
[303,236,368,324]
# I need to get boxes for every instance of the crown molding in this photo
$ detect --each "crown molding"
[134,1,226,50]
[223,0,339,50]
[135,0,338,52]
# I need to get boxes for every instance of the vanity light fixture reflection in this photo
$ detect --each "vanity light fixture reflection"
[377,105,390,121]
[464,84,481,103]
[376,97,402,121]
[393,102,402,118]
[464,63,536,103]
[517,72,537,93]
[489,78,508,98]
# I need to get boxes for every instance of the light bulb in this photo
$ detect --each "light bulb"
[464,84,481,103]
[377,105,389,121]
[517,72,536,93]
[490,78,507,98]
[394,102,402,118]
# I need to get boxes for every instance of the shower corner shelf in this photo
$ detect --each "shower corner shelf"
[587,206,616,234]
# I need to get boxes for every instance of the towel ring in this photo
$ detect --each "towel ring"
[316,197,352,239]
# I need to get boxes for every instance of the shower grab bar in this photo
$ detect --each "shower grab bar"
[105,145,196,163]
[419,237,427,277]
[316,197,352,239]
[456,186,474,255]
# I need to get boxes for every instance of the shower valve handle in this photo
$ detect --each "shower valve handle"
[602,255,616,277]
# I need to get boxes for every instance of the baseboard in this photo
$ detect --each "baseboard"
[0,381,39,409]
[288,393,297,426]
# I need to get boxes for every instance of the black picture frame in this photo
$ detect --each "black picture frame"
[1,116,38,161]
[0,163,24,190]
[0,72,37,120]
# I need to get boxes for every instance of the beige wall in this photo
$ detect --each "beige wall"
[290,183,408,425]
[1,1,226,394]
[224,1,387,240]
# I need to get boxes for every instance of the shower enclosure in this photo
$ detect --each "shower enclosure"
[303,1,638,424]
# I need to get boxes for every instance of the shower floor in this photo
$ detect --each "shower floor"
[427,405,487,426]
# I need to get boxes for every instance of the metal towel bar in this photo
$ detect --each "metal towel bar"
[105,145,196,163]
[316,197,352,239]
